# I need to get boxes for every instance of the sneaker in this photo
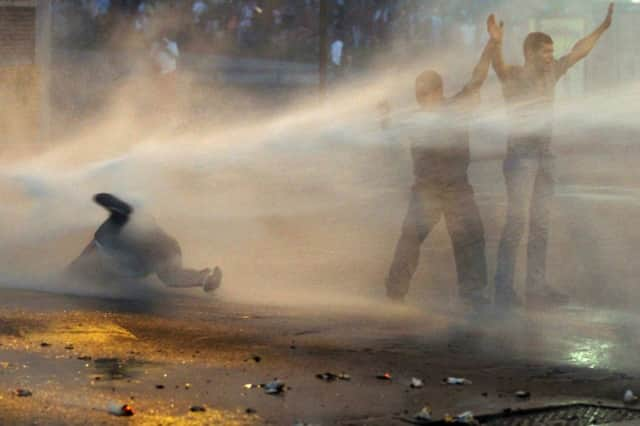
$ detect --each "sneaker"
[203,266,222,293]
[526,285,569,308]
[494,287,523,310]
[93,193,133,216]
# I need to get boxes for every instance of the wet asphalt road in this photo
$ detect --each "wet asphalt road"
[1,287,640,425]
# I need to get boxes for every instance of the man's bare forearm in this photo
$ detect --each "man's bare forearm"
[567,3,613,65]
[570,25,607,62]
[491,41,510,81]
[467,39,498,90]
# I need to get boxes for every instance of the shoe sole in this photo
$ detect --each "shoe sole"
[203,267,222,293]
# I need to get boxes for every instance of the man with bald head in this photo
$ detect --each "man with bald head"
[385,15,501,311]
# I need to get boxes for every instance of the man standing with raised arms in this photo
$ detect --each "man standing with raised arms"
[490,4,614,309]
[385,15,501,312]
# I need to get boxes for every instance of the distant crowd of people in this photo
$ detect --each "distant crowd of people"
[51,0,525,63]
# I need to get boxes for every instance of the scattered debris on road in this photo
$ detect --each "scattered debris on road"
[316,372,338,381]
[107,402,134,416]
[376,372,392,381]
[189,405,206,412]
[315,372,350,382]
[414,406,432,422]
[244,379,286,395]
[443,377,472,385]
[624,389,638,404]
[15,389,32,397]
[444,410,477,424]
[264,379,285,395]
[410,377,424,388]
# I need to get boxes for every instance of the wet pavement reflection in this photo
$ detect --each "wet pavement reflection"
[1,288,640,424]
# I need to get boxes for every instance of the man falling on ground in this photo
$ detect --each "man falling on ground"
[68,193,222,293]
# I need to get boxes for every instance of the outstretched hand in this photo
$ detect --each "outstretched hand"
[602,2,614,30]
[487,14,504,43]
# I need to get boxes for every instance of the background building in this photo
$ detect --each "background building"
[0,0,50,144]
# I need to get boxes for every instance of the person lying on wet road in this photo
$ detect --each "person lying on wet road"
[68,193,222,293]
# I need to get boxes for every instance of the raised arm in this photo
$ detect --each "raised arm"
[465,19,499,91]
[562,3,613,69]
[487,14,512,82]
[454,14,500,98]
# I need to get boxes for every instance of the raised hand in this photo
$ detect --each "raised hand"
[602,2,614,30]
[487,14,504,43]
